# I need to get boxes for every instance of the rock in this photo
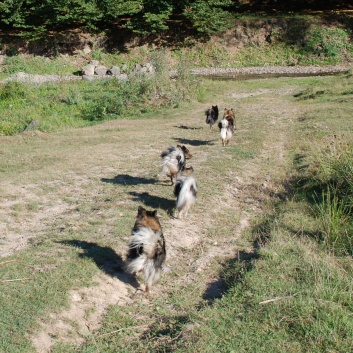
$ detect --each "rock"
[117,73,128,82]
[95,65,108,76]
[82,64,95,76]
[82,75,95,81]
[24,119,40,131]
[135,63,142,72]
[108,66,120,76]
[89,60,100,66]
[83,45,91,54]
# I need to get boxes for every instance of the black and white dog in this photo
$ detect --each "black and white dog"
[160,145,192,185]
[173,167,197,219]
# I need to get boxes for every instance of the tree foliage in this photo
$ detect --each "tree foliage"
[0,0,234,39]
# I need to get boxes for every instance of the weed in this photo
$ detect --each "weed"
[314,186,352,255]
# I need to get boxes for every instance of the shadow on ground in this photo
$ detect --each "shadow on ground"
[174,125,204,130]
[202,248,260,303]
[173,137,215,146]
[101,174,158,185]
[58,240,140,289]
[129,191,175,214]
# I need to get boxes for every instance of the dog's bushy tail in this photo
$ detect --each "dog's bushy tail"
[161,146,184,175]
[126,227,166,291]
[175,176,198,212]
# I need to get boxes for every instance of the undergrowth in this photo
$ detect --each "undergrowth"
[0,51,199,135]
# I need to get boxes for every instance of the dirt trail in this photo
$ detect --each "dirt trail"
[1,86,296,351]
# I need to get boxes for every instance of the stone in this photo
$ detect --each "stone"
[95,65,108,76]
[24,119,40,131]
[109,66,120,76]
[117,73,128,82]
[82,75,95,81]
[82,64,95,76]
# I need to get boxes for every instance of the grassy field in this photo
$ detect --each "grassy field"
[0,72,353,352]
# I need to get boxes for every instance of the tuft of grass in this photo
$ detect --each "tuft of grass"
[314,186,352,255]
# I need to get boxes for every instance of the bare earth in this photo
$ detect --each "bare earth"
[1,81,301,351]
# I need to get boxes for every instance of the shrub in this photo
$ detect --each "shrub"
[304,27,352,58]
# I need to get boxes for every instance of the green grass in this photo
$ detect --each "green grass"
[179,231,353,353]
[1,72,353,352]
[0,57,200,135]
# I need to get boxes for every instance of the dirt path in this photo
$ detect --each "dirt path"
[0,83,298,351]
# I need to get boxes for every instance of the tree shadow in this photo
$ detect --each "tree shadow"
[129,191,175,213]
[101,174,158,185]
[173,137,215,146]
[57,240,140,289]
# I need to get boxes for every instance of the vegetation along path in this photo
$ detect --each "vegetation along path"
[0,74,352,352]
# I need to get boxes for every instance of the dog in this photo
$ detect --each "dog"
[222,108,235,132]
[205,105,219,131]
[126,206,166,294]
[218,116,233,146]
[174,167,198,219]
[160,145,192,185]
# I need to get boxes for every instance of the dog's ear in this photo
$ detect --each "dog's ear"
[137,206,146,217]
[152,210,158,217]
[231,108,234,112]
[224,108,228,111]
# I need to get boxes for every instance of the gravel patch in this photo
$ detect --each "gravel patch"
[1,64,352,84]
[191,64,352,78]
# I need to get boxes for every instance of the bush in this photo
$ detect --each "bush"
[305,27,352,58]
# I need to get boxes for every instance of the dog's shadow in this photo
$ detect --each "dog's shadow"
[129,191,175,214]
[57,240,140,289]
[173,137,215,146]
[174,125,203,130]
[101,174,158,185]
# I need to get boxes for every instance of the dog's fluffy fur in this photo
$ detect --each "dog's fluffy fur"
[126,206,166,294]
[160,145,192,185]
[205,105,219,131]
[222,108,235,132]
[174,167,197,219]
[219,117,233,146]
[218,108,235,146]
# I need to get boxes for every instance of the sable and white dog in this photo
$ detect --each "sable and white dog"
[160,145,192,185]
[173,167,197,219]
[126,206,166,294]
[223,108,235,132]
